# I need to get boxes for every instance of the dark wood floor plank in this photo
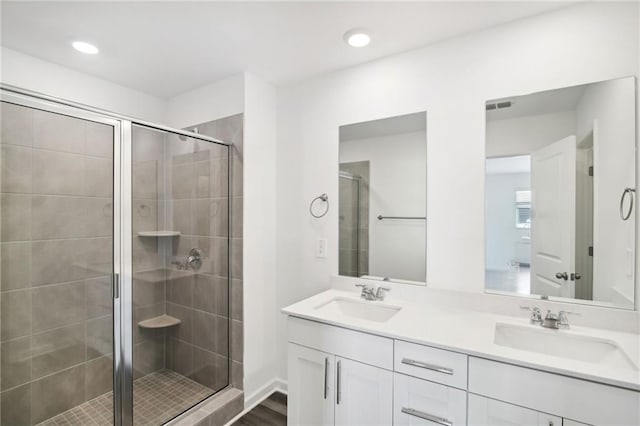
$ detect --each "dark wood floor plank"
[231,392,287,426]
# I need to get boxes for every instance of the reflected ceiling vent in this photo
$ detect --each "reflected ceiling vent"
[486,101,513,111]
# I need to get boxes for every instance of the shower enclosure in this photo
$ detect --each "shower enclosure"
[338,166,369,278]
[0,88,231,425]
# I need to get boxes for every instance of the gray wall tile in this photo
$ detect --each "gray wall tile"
[86,276,112,319]
[86,315,113,360]
[84,122,113,158]
[31,282,86,333]
[1,337,31,390]
[166,302,193,344]
[1,289,31,341]
[1,145,31,193]
[31,364,86,424]
[1,194,31,241]
[31,323,85,379]
[192,311,215,352]
[1,242,31,291]
[1,383,31,426]
[1,103,33,147]
[86,355,113,400]
[168,338,193,377]
[33,109,85,154]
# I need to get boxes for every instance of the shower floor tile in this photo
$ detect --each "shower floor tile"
[37,370,214,426]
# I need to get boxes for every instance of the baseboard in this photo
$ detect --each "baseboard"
[223,378,288,426]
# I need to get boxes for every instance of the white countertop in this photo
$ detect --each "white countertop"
[282,289,640,391]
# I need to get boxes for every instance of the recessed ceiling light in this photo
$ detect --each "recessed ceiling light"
[344,29,370,48]
[72,41,99,55]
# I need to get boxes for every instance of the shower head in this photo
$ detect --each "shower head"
[178,126,199,141]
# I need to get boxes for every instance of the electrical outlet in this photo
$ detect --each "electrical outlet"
[316,238,327,258]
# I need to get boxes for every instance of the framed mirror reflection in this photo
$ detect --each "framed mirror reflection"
[338,112,427,285]
[484,76,636,309]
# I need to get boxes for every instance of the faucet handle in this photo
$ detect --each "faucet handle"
[520,306,542,324]
[375,286,391,300]
[557,310,579,329]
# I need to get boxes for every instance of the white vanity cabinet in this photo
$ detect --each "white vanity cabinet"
[287,343,335,425]
[468,394,561,426]
[286,315,640,426]
[287,317,394,426]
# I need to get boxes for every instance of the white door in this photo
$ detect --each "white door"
[468,394,561,426]
[531,135,577,298]
[287,343,335,426]
[334,357,393,426]
[393,373,466,426]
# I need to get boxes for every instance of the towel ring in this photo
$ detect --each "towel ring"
[620,188,636,221]
[310,193,329,218]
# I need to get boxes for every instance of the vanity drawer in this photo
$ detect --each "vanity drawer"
[468,357,640,425]
[287,316,394,369]
[394,373,467,426]
[394,340,468,389]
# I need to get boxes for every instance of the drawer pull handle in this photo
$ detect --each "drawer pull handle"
[402,407,453,426]
[401,358,454,375]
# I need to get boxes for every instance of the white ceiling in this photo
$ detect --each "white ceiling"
[1,1,572,99]
[340,111,426,141]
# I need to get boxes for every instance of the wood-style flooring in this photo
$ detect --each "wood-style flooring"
[232,392,287,426]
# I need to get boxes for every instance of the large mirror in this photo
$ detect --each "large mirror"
[485,77,636,309]
[338,112,427,284]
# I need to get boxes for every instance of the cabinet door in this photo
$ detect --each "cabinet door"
[288,343,334,426]
[334,357,393,426]
[469,394,561,426]
[394,373,467,426]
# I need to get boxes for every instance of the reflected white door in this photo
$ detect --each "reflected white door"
[531,135,576,298]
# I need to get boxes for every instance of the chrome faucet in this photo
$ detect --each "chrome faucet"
[521,306,577,329]
[355,284,391,301]
[172,248,203,270]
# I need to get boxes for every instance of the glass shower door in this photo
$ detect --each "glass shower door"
[128,124,230,425]
[0,98,119,426]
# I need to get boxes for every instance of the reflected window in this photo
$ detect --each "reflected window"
[515,190,531,229]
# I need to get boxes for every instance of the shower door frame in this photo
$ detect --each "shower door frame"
[0,85,232,426]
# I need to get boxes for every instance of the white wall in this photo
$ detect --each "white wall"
[275,2,639,379]
[242,73,279,402]
[340,131,426,282]
[485,172,531,271]
[1,47,166,122]
[165,74,245,129]
[575,77,636,306]
[486,111,575,157]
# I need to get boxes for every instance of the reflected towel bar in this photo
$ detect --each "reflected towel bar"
[377,215,426,220]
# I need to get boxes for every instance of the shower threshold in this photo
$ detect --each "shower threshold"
[36,370,215,426]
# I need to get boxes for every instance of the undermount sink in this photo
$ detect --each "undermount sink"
[314,297,401,323]
[494,322,638,370]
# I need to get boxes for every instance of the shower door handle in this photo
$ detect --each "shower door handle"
[112,273,120,299]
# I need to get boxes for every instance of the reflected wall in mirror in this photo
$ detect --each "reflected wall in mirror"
[338,112,427,284]
[485,77,636,309]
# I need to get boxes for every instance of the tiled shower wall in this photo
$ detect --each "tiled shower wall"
[188,114,244,391]
[0,103,114,425]
[339,161,370,277]
[131,113,243,395]
[164,137,230,391]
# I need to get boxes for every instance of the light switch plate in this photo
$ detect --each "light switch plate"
[316,238,327,258]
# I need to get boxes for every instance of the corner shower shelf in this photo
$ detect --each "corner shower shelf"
[137,231,181,237]
[138,315,181,329]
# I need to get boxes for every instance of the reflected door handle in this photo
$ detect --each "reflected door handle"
[571,273,581,281]
[555,272,568,281]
